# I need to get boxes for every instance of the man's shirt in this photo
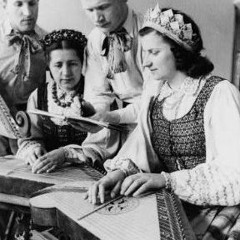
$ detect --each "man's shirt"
[0,19,46,107]
[84,9,148,123]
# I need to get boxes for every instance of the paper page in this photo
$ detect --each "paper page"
[28,109,127,132]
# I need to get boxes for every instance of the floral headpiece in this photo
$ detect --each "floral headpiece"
[142,5,199,51]
[41,29,87,49]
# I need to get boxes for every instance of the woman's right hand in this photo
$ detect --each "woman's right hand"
[85,170,126,204]
[25,146,47,166]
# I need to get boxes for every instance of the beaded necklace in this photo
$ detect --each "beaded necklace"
[51,82,82,108]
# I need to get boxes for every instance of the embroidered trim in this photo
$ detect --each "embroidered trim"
[162,171,172,190]
[104,158,140,176]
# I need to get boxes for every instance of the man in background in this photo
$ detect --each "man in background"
[0,0,46,156]
[80,0,147,125]
[0,0,46,238]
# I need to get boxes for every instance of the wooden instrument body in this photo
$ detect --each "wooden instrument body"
[0,156,102,203]
[0,157,196,240]
[30,184,196,240]
[0,156,102,240]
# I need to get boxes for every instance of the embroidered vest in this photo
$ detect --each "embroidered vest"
[37,83,87,152]
[150,76,223,173]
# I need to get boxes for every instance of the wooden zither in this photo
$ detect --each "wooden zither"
[30,182,196,240]
[0,157,196,239]
[0,156,103,201]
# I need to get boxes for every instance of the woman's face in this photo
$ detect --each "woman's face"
[49,49,82,92]
[141,31,177,81]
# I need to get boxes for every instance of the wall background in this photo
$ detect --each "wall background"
[0,0,236,81]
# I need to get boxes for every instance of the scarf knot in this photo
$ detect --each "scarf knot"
[101,27,132,79]
[6,31,43,81]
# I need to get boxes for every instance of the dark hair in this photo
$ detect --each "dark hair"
[139,9,214,78]
[45,40,85,64]
[41,29,87,65]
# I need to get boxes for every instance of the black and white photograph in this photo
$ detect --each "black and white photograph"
[0,0,240,239]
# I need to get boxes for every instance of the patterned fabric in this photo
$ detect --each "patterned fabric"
[37,83,87,151]
[192,205,240,240]
[104,158,140,176]
[6,30,43,82]
[0,20,46,105]
[156,189,196,240]
[101,27,132,79]
[150,76,223,172]
[150,76,240,239]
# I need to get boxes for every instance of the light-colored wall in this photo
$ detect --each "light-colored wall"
[0,0,235,81]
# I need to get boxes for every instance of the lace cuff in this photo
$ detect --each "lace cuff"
[104,158,141,177]
[16,141,42,159]
[62,146,95,166]
[161,171,172,190]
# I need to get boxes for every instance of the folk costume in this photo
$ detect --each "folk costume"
[17,29,119,168]
[84,8,147,124]
[0,19,46,156]
[103,6,240,239]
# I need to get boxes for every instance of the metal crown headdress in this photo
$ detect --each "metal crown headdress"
[142,4,197,51]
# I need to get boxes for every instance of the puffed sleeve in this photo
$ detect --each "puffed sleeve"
[169,80,240,206]
[62,128,121,166]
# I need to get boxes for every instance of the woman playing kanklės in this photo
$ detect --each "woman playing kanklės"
[86,5,240,239]
[17,29,118,174]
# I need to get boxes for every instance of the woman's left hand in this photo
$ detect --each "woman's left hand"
[31,148,65,174]
[120,173,166,197]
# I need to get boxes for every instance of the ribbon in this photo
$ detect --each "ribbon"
[101,27,132,79]
[7,31,43,81]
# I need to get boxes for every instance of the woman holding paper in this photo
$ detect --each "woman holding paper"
[17,29,120,174]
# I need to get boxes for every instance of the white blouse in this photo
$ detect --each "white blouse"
[105,75,240,206]
[168,77,240,206]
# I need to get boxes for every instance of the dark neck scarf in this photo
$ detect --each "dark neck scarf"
[101,27,132,79]
[6,30,42,81]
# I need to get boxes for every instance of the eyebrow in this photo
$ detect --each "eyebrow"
[85,3,110,10]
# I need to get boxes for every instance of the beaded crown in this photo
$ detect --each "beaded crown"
[41,29,87,49]
[142,4,198,51]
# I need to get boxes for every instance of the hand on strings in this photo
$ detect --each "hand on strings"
[120,173,166,197]
[25,146,47,166]
[31,148,65,174]
[85,170,126,205]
